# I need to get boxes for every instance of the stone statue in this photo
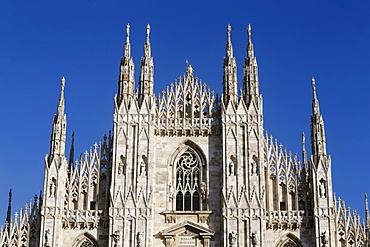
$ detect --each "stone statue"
[229,159,235,176]
[111,230,120,247]
[137,231,143,247]
[187,64,194,77]
[140,161,146,176]
[319,182,326,198]
[200,182,207,202]
[50,180,56,198]
[44,229,50,247]
[118,155,126,175]
[321,231,328,247]
[229,231,237,247]
[251,232,258,246]
[168,183,173,199]
[252,160,257,174]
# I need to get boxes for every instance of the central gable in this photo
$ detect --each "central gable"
[160,220,215,247]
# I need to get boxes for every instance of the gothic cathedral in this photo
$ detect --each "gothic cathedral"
[1,24,369,247]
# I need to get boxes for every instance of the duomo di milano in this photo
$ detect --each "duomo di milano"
[1,23,369,247]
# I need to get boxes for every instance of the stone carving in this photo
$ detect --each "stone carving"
[321,231,328,247]
[118,155,126,175]
[228,231,237,247]
[187,64,194,77]
[137,231,143,247]
[251,158,257,175]
[44,229,50,247]
[251,232,258,246]
[260,185,265,201]
[139,161,146,176]
[139,155,147,176]
[168,183,173,200]
[49,179,56,198]
[320,182,326,198]
[111,230,120,247]
[229,158,235,176]
[200,182,207,202]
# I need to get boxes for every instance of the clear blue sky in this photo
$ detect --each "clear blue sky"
[1,0,370,223]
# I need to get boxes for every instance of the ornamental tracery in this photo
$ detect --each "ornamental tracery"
[282,240,298,247]
[80,239,94,247]
[175,149,202,211]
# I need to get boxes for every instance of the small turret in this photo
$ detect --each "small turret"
[138,24,154,107]
[117,23,135,106]
[222,24,238,106]
[243,24,259,106]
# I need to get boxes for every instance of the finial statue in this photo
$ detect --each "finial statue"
[187,64,194,77]
[61,76,65,90]
[247,24,252,40]
[126,23,130,39]
[146,24,150,41]
[366,193,369,209]
[311,77,316,92]
[227,24,232,42]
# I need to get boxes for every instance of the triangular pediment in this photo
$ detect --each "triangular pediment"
[160,220,215,237]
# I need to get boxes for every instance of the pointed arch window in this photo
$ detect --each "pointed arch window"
[175,150,201,211]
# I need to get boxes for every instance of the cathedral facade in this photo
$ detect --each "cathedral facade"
[1,24,369,247]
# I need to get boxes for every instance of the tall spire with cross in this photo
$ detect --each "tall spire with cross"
[243,24,260,107]
[117,23,135,106]
[139,24,154,107]
[222,24,238,106]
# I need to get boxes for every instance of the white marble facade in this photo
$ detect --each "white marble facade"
[1,24,369,247]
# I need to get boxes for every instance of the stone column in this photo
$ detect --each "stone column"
[203,236,211,247]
